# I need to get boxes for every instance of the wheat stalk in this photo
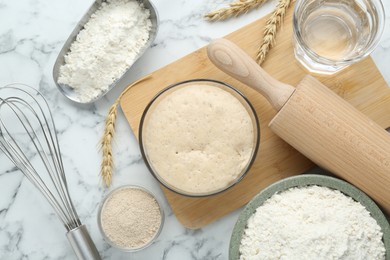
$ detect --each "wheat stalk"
[205,0,269,21]
[100,74,152,187]
[256,0,293,64]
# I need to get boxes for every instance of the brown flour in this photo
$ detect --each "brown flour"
[101,187,162,249]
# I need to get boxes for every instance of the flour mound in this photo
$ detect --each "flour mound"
[239,186,385,260]
[58,0,152,102]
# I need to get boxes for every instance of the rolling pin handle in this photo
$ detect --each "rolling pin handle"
[207,38,295,111]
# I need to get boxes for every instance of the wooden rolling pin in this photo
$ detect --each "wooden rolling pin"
[207,38,390,215]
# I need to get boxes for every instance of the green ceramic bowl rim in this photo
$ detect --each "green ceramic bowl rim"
[229,173,390,260]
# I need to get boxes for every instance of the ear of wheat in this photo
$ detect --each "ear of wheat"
[205,0,269,21]
[100,75,152,187]
[256,0,293,64]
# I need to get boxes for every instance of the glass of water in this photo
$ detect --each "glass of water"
[293,0,385,75]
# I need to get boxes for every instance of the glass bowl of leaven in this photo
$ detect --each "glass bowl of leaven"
[139,79,260,197]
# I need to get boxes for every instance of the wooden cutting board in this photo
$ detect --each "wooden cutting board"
[120,8,390,229]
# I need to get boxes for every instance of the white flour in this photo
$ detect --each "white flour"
[239,186,385,260]
[58,0,152,102]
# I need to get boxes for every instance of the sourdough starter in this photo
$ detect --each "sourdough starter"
[143,84,255,194]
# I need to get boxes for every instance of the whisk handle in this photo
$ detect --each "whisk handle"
[67,225,101,260]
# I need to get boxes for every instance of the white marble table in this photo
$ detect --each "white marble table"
[0,0,389,259]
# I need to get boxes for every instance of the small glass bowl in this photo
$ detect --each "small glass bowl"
[139,79,260,197]
[97,185,164,252]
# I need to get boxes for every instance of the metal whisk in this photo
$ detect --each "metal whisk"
[0,84,101,260]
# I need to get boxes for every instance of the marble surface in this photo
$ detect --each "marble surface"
[0,0,389,259]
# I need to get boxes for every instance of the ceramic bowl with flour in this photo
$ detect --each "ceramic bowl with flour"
[139,79,260,197]
[230,172,390,260]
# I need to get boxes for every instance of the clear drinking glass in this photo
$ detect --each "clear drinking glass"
[293,0,385,75]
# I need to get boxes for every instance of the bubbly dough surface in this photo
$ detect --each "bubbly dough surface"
[144,84,255,194]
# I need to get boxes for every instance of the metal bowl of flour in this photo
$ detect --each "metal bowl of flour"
[229,170,390,259]
[53,0,158,104]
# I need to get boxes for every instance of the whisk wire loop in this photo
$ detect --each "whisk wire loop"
[0,85,81,230]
